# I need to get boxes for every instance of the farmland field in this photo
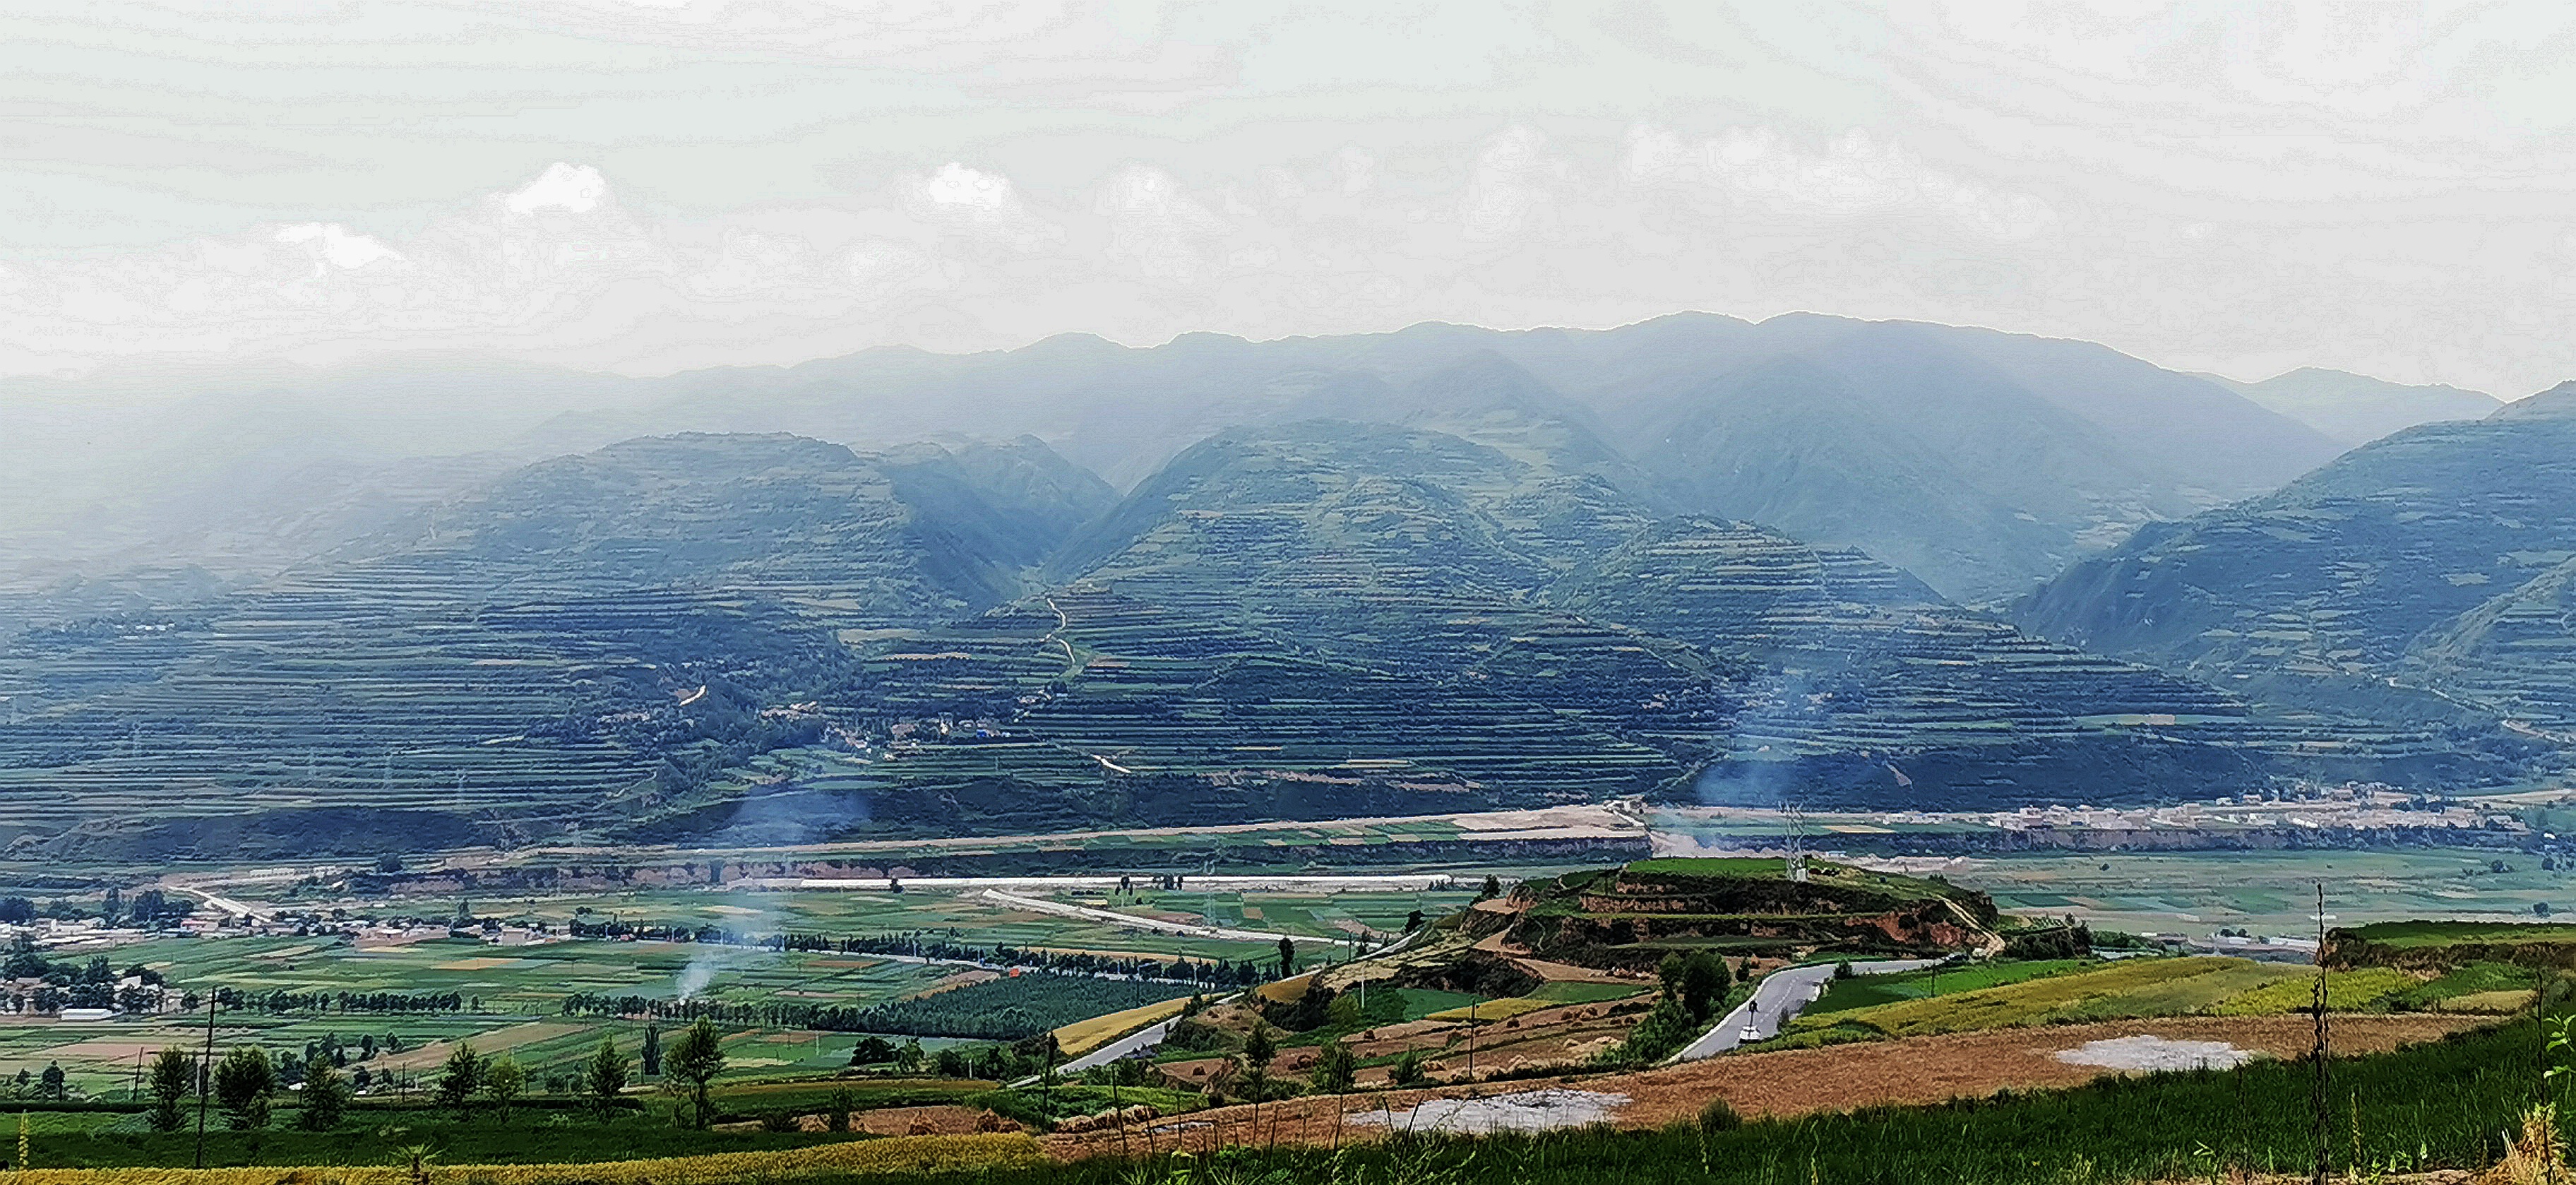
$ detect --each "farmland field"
[1924,847,2576,936]
[1789,957,2312,1039]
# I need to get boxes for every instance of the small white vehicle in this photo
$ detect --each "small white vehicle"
[1739,1023,1761,1042]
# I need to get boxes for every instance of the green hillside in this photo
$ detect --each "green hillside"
[847,419,2450,823]
[1483,857,1998,965]
[2015,384,2576,748]
[0,434,1107,856]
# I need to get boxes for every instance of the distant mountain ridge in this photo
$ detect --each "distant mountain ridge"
[2211,367,2501,447]
[1,312,2340,605]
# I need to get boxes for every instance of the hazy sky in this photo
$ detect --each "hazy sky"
[4,1,2574,394]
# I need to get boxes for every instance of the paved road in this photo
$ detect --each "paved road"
[1672,958,1945,1062]
[1054,1011,1198,1076]
[975,888,1361,947]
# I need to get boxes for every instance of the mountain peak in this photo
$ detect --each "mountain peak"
[2493,379,2576,421]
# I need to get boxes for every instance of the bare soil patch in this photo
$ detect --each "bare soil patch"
[1599,1014,2484,1126]
[1063,1013,2488,1160]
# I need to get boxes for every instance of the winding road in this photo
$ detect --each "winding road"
[1672,958,1945,1062]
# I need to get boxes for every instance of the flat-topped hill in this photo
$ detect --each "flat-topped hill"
[1478,857,1999,969]
[2324,919,2576,971]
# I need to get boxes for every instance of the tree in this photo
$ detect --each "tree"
[213,1047,276,1129]
[1390,1049,1428,1087]
[1656,953,1686,1000]
[1478,875,1502,900]
[1310,1040,1356,1093]
[849,1035,897,1067]
[298,1059,350,1131]
[640,1024,662,1077]
[482,1056,525,1122]
[38,1061,66,1100]
[1679,952,1729,1022]
[662,1018,726,1130]
[1277,936,1296,978]
[894,1040,924,1075]
[147,1047,193,1132]
[1239,1022,1277,1103]
[583,1039,631,1119]
[826,1086,854,1133]
[434,1042,484,1115]
[1405,910,1424,933]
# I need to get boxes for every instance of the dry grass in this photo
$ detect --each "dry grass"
[1063,1013,2490,1160]
[1054,996,1189,1056]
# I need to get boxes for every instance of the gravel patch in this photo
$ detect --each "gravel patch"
[1348,1088,1628,1134]
[2055,1035,2257,1071]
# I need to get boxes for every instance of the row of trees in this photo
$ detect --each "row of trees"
[122,1019,729,1133]
[138,1044,353,1133]
[560,973,1191,1040]
[560,922,1268,988]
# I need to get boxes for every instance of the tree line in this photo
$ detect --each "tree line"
[561,972,1191,1040]
[561,922,1270,987]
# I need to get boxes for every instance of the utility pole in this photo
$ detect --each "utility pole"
[193,992,217,1169]
[2310,881,2331,1185]
[1465,999,1475,1081]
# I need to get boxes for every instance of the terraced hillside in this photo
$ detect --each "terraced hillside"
[1478,857,1999,967]
[849,419,2475,823]
[0,407,2529,858]
[2016,383,2576,744]
[0,435,1112,857]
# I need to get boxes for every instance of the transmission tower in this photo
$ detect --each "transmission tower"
[1783,801,1809,883]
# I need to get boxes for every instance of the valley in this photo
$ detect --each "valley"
[2,316,2572,1185]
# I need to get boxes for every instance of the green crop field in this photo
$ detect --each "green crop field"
[1790,957,2309,1039]
[2212,967,2414,1015]
[1944,848,2576,935]
[2339,919,2576,948]
[1806,959,2089,1015]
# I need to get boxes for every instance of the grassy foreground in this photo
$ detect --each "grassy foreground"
[6,1016,2550,1185]
[4,1134,1044,1185]
[985,1014,2543,1185]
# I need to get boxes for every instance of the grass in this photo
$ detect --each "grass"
[1799,957,2307,1038]
[1529,982,1650,1004]
[2210,967,2414,1016]
[1390,989,1484,1021]
[1424,998,1556,1023]
[889,1013,2557,1184]
[2339,920,2576,948]
[2396,963,2542,1011]
[11,1133,1045,1184]
[1804,960,2088,1016]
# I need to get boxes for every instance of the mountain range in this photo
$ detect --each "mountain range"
[1,316,2563,858]
[1,313,2349,605]
[2211,367,2503,448]
[0,406,2517,859]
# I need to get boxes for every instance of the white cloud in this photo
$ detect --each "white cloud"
[506,163,612,215]
[274,223,405,270]
[1,3,2573,392]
